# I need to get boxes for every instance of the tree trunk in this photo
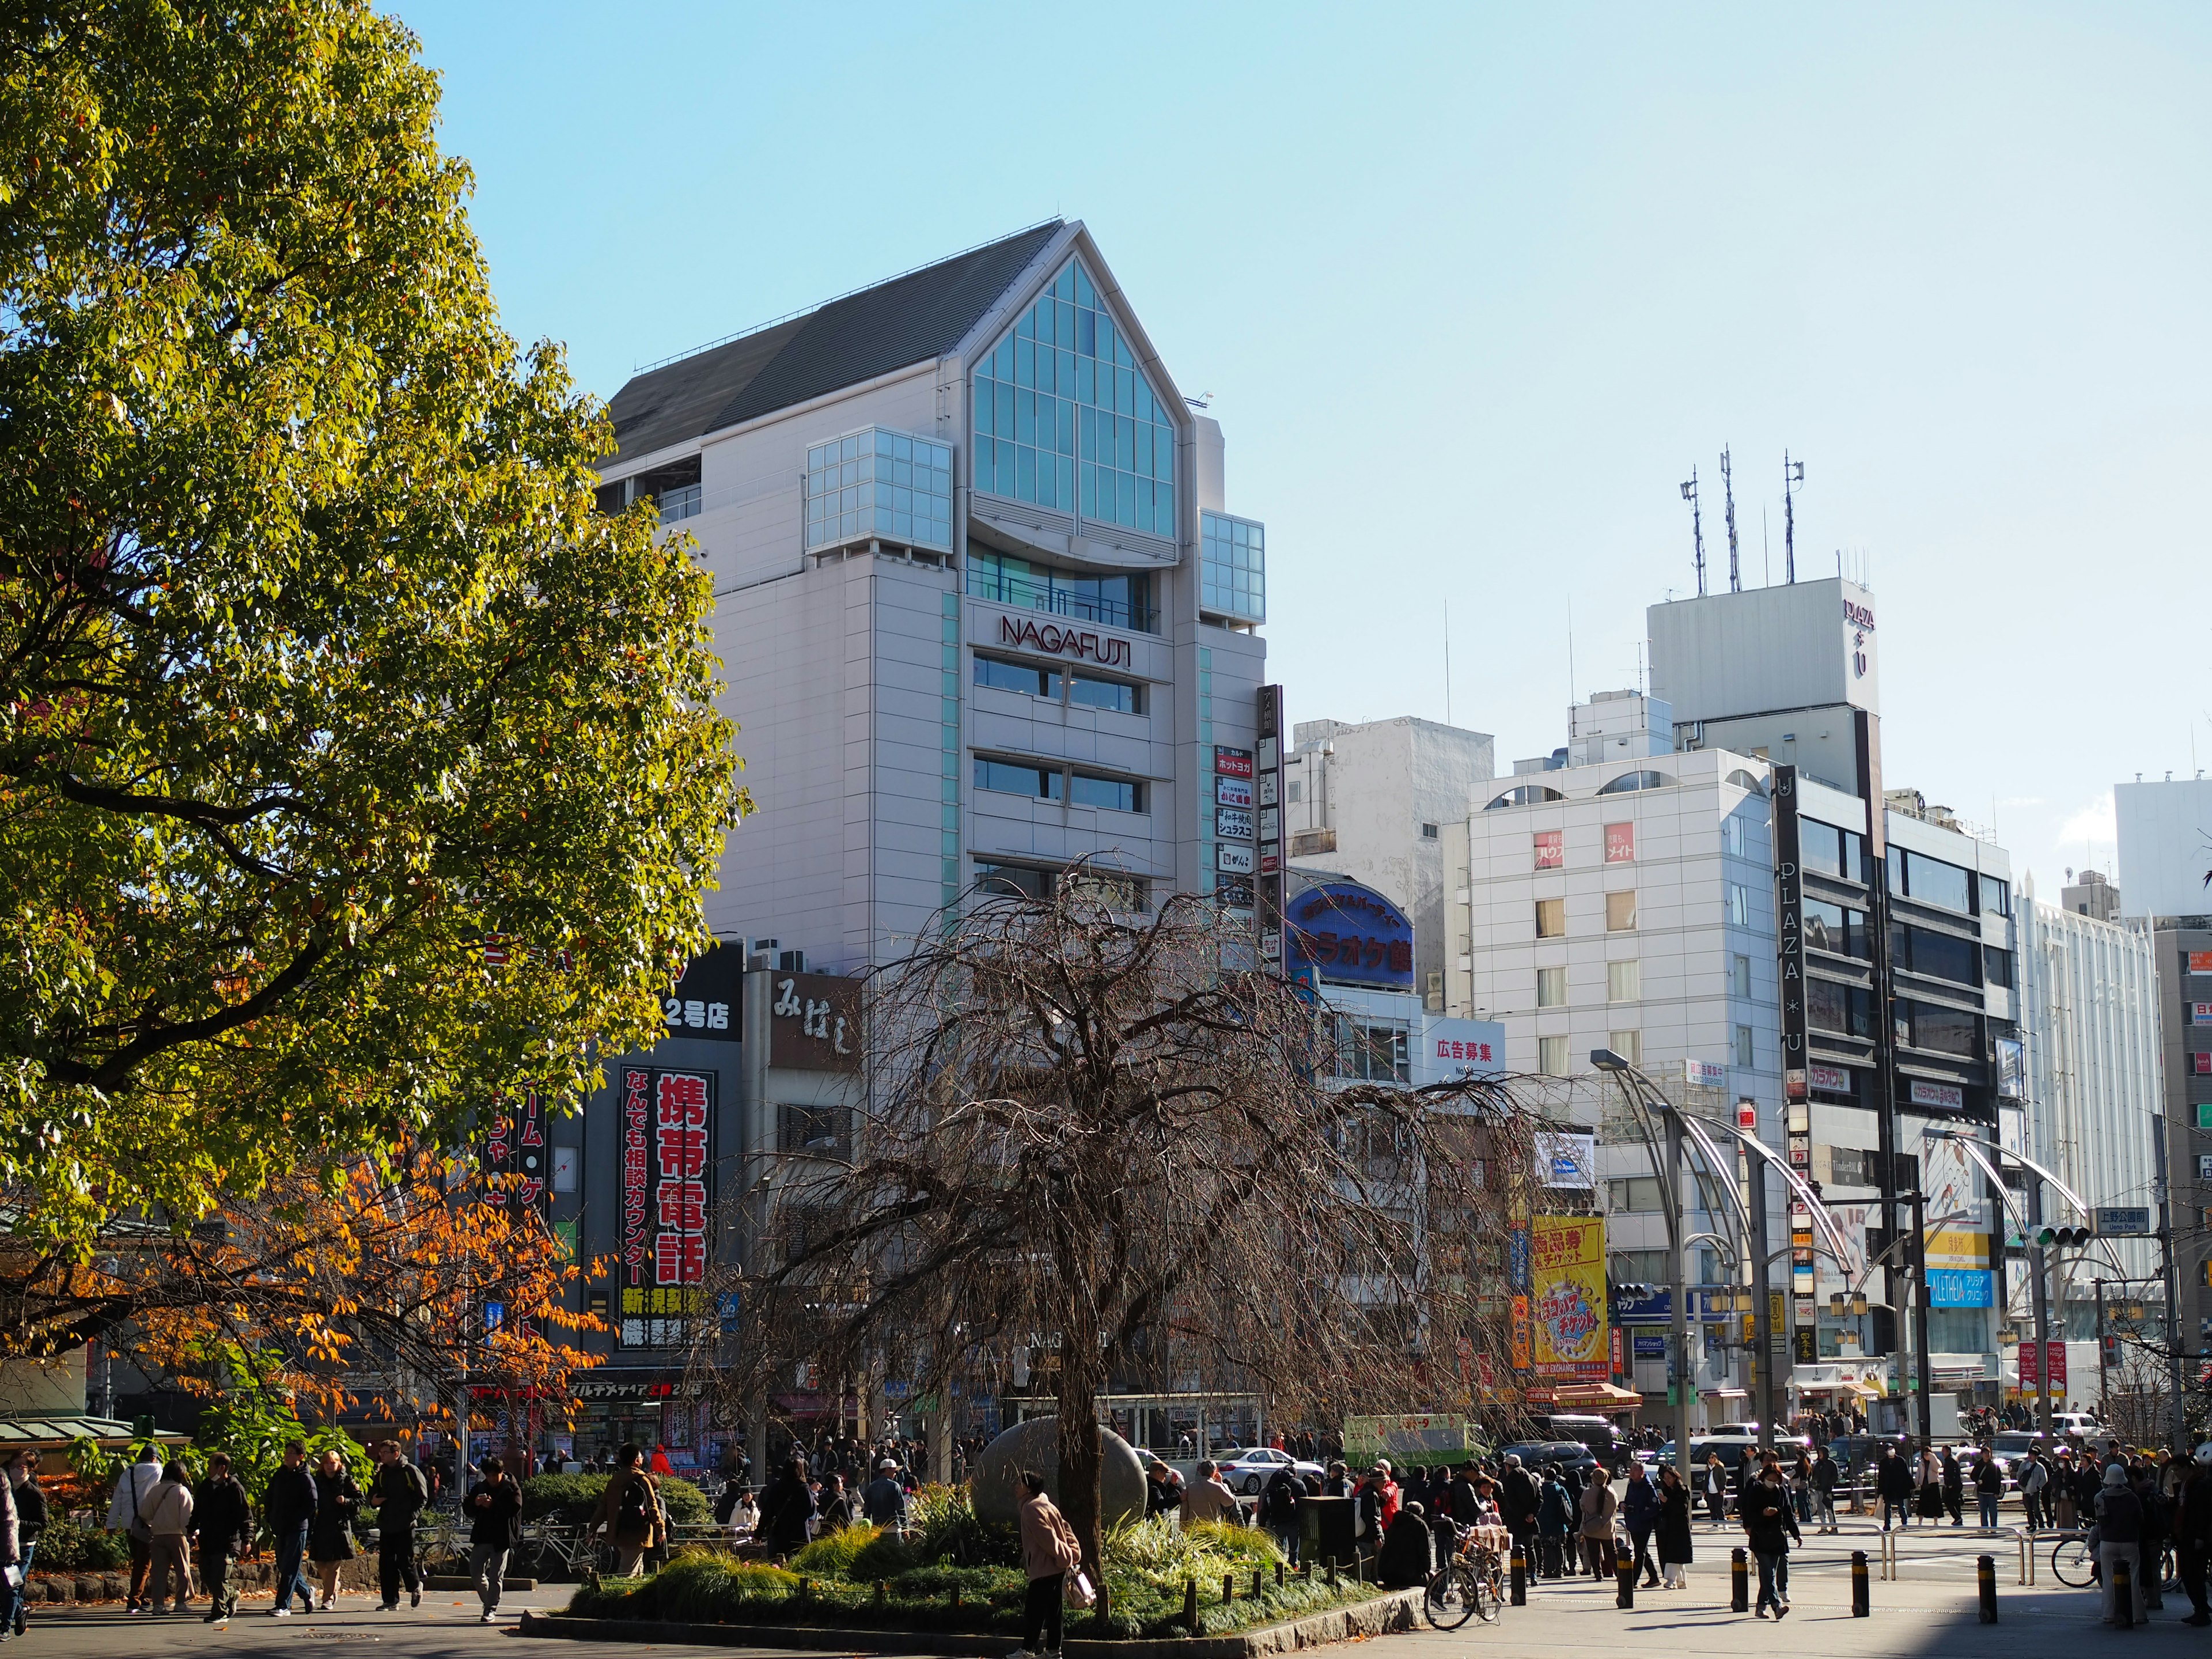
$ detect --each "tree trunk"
[1056,1343,1106,1573]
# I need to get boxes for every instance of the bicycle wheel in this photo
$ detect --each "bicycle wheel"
[2051,1538,2096,1589]
[1425,1562,1479,1630]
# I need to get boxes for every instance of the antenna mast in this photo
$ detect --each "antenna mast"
[1721,445,1740,591]
[1680,469,1705,596]
[1783,451,1805,583]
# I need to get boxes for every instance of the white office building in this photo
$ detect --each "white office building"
[593,221,1275,971]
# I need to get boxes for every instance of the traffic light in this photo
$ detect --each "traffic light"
[2036,1225,2093,1249]
[2101,1334,2122,1367]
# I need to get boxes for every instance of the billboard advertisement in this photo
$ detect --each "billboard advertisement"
[1285,880,1415,990]
[618,1065,715,1349]
[1529,1215,1609,1382]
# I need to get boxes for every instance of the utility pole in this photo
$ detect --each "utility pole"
[1668,1104,1692,1473]
[1749,1154,1775,1446]
[2096,1278,2109,1412]
[1681,470,1706,597]
[1721,446,1741,592]
[2028,1175,2055,1437]
[1910,1188,1934,1443]
[2156,1123,2187,1450]
[1783,453,1804,584]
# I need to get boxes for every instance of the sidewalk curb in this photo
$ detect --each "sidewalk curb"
[516,1589,1421,1657]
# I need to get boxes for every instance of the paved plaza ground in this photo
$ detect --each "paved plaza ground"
[6,1514,2196,1658]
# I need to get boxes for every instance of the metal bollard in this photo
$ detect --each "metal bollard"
[1977,1554,1997,1624]
[1851,1550,1870,1617]
[1730,1547,1749,1613]
[1325,1554,1337,1587]
[1222,1571,1234,1605]
[2115,1557,2134,1630]
[1275,1561,1285,1588]
[1616,1537,1636,1608]
[1183,1578,1198,1635]
[1251,1567,1263,1599]
[1510,1543,1528,1606]
[874,1580,887,1608]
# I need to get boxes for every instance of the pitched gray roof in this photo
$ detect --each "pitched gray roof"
[603,222,1063,466]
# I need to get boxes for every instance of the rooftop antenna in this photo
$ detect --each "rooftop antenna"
[1762,504,1770,586]
[1680,469,1705,596]
[1721,445,1741,591]
[1444,598,1452,726]
[1783,452,1805,582]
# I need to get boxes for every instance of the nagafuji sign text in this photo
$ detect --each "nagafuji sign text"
[998,613,1132,668]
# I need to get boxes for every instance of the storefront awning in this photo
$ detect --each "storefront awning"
[1706,1387,1749,1399]
[1548,1383,1643,1412]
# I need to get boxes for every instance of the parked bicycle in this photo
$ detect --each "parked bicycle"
[1423,1524,1505,1630]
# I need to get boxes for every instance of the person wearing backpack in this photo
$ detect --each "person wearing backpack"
[589,1444,661,1576]
[369,1440,429,1612]
[103,1444,162,1613]
[1262,1467,1301,1563]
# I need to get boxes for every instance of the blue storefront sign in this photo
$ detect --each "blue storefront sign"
[1285,880,1415,991]
[1508,1227,1531,1291]
[1632,1333,1668,1359]
[1612,1287,1734,1325]
[1927,1269,1993,1309]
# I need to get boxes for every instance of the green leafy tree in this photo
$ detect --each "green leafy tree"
[0,1,741,1244]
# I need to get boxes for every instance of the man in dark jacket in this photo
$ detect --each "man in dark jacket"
[757,1458,816,1555]
[1620,1464,1661,1588]
[465,1455,523,1625]
[1875,1445,1914,1532]
[1261,1468,1301,1565]
[1738,1453,1801,1618]
[1810,1447,1840,1534]
[264,1441,319,1618]
[1498,1456,1539,1570]
[369,1440,429,1612]
[190,1454,253,1623]
[2095,1463,2145,1625]
[1376,1499,1435,1588]
[2177,1444,2212,1626]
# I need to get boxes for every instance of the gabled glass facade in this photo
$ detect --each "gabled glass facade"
[971,260,1176,539]
[806,427,953,552]
[1200,511,1266,623]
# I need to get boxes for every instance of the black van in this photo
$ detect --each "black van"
[1537,1414,1624,1464]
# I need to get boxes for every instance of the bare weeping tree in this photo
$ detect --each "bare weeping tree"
[729,880,1539,1571]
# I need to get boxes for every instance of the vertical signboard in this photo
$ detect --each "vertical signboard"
[1771,764,1808,1101]
[1529,1215,1610,1383]
[484,1090,554,1337]
[1254,685,1289,968]
[617,1066,715,1349]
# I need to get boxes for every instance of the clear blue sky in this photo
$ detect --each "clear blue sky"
[400,0,2210,897]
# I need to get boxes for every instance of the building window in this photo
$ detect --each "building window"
[1332,1016,1411,1082]
[1287,781,1303,803]
[1613,1247,1669,1283]
[1889,846,1973,912]
[1069,771,1143,813]
[1891,922,1980,986]
[972,258,1175,538]
[1539,1035,1570,1076]
[1536,897,1566,938]
[1487,784,1565,809]
[973,859,1146,910]
[967,549,1156,634]
[1898,997,1979,1057]
[1733,954,1753,999]
[1534,830,1563,869]
[1200,511,1266,622]
[1608,960,1641,1002]
[1607,1177,1665,1212]
[1537,965,1567,1008]
[1734,1024,1755,1069]
[1724,815,1746,857]
[1608,1028,1641,1066]
[1069,673,1141,714]
[974,757,1062,800]
[1604,822,1635,863]
[974,654,1057,698]
[1421,822,1440,840]
[1982,876,2011,917]
[1606,890,1637,931]
[1729,882,1752,928]
[1596,770,1673,796]
[1808,978,1875,1037]
[806,427,953,552]
[1804,897,1872,960]
[1800,818,1866,882]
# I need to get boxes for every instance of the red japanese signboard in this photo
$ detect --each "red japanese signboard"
[618,1066,714,1348]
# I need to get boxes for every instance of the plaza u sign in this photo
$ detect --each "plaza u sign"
[1285,879,1414,991]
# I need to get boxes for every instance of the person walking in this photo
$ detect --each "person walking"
[817,1472,854,1532]
[1015,1470,1082,1659]
[141,1460,195,1615]
[2135,1461,2171,1612]
[1577,1464,1617,1580]
[105,1443,162,1613]
[2051,1448,2079,1531]
[464,1455,522,1625]
[1183,1461,1242,1527]
[369,1440,428,1611]
[264,1441,319,1618]
[2094,1462,2145,1626]
[1940,1447,1965,1527]
[1261,1467,1301,1565]
[1500,1455,1540,1572]
[1620,1462,1661,1588]
[1738,1453,1801,1620]
[861,1459,910,1532]
[1789,1450,1814,1526]
[1810,1445,1840,1534]
[1703,1452,1729,1527]
[2018,1448,2049,1532]
[1972,1448,2004,1532]
[189,1453,252,1623]
[590,1445,664,1575]
[1656,1464,1694,1589]
[308,1447,362,1611]
[2176,1444,2212,1627]
[1876,1444,1914,1531]
[1536,1465,1573,1579]
[3,1450,41,1637]
[1378,1499,1436,1588]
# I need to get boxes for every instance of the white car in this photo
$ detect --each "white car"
[1216,1446,1325,1495]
